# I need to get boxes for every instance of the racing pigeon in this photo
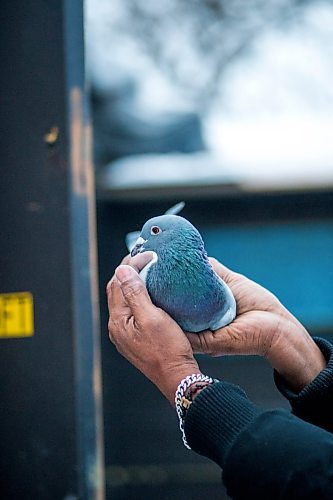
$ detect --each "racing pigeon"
[126,203,236,333]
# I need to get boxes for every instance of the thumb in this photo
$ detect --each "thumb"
[185,332,205,354]
[115,264,153,319]
[129,251,154,273]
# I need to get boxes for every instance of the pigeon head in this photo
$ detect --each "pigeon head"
[130,214,204,258]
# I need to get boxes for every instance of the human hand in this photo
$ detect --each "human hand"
[186,258,326,392]
[107,253,200,405]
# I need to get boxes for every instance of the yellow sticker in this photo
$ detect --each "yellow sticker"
[0,292,34,338]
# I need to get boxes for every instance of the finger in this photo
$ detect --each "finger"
[106,276,131,322]
[186,319,249,356]
[121,254,131,265]
[115,264,154,319]
[186,327,238,356]
[208,317,262,356]
[106,253,134,295]
[186,329,231,356]
[128,251,154,273]
[208,257,237,284]
[188,313,269,356]
[185,332,207,354]
[105,254,131,294]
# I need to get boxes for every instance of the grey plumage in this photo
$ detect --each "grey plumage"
[126,207,236,333]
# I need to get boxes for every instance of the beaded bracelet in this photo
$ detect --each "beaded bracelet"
[175,373,216,449]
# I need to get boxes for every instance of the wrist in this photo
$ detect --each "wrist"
[175,373,217,449]
[266,323,326,392]
[184,381,211,402]
[156,361,201,406]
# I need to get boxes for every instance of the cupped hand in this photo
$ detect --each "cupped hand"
[107,252,200,405]
[186,258,326,392]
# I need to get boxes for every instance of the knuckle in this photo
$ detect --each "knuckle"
[138,308,164,333]
[197,332,212,355]
[138,314,157,331]
[106,279,113,295]
[106,278,117,297]
[108,329,115,343]
[108,316,121,338]
[121,254,131,265]
[200,333,214,356]
[122,280,143,300]
[107,318,114,333]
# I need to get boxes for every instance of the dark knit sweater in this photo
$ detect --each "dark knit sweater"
[184,337,333,499]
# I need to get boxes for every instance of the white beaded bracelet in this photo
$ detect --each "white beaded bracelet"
[175,373,215,449]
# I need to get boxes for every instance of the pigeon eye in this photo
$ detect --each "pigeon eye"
[151,226,161,235]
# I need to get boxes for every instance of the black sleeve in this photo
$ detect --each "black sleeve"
[274,337,333,433]
[184,381,333,499]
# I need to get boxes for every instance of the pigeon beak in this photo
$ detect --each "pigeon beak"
[130,236,147,257]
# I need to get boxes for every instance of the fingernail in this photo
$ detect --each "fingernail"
[115,265,133,283]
